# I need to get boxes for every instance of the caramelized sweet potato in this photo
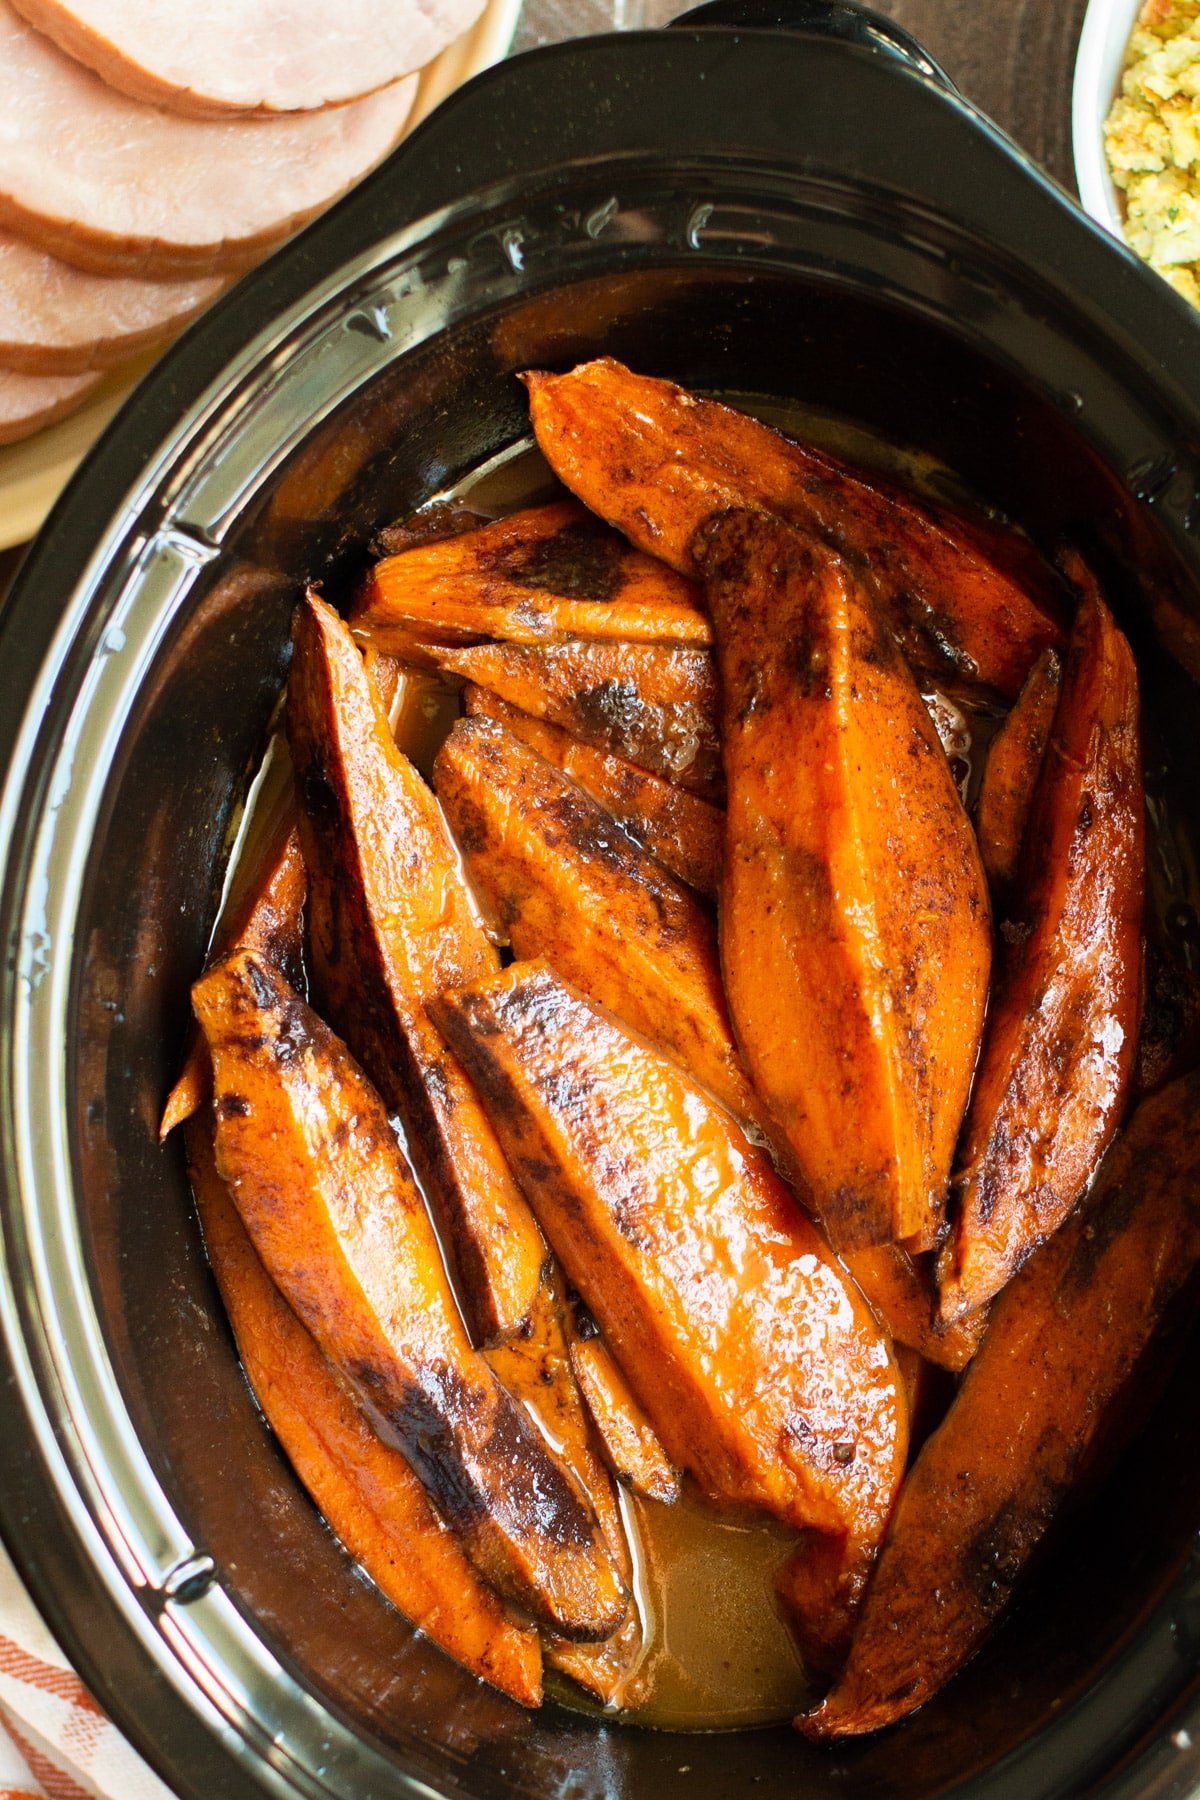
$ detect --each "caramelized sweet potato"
[775,1532,871,1681]
[938,565,1144,1322]
[975,647,1061,894]
[192,948,626,1640]
[844,1246,984,1375]
[524,359,1063,699]
[568,1327,681,1505]
[433,962,908,1590]
[698,511,991,1250]
[353,500,710,652]
[434,639,722,799]
[485,1267,628,1565]
[159,812,306,1139]
[486,1268,646,1704]
[805,1069,1200,1738]
[185,1113,543,1707]
[547,1601,649,1710]
[463,686,722,898]
[287,592,547,1346]
[433,715,764,1132]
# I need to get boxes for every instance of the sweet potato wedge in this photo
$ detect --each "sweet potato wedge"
[185,1113,543,1707]
[975,646,1062,895]
[775,1531,873,1682]
[524,359,1063,699]
[698,510,991,1250]
[159,655,406,1144]
[432,715,764,1132]
[547,1602,649,1710]
[191,948,627,1639]
[485,1268,646,1704]
[159,810,307,1140]
[433,962,908,1591]
[938,564,1144,1322]
[287,592,547,1346]
[844,1246,984,1375]
[353,500,710,652]
[484,1267,628,1563]
[805,1068,1200,1738]
[434,639,722,799]
[463,686,722,898]
[567,1326,681,1505]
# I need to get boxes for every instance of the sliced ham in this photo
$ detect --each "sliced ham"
[9,0,484,116]
[0,230,221,373]
[0,366,100,444]
[0,2,418,277]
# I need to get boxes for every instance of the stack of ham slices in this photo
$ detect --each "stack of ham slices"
[0,0,485,446]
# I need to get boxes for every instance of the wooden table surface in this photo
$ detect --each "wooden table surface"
[0,0,1089,609]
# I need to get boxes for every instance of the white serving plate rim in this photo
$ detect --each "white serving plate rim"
[1072,0,1142,238]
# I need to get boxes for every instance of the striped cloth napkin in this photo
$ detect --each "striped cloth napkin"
[0,1544,171,1800]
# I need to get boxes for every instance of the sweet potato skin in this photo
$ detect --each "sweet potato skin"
[463,685,722,898]
[160,817,307,1139]
[287,591,547,1346]
[486,1268,646,1705]
[434,639,722,799]
[975,647,1062,895]
[433,962,908,1562]
[805,1069,1200,1739]
[938,569,1144,1322]
[524,359,1063,699]
[699,510,991,1250]
[433,715,764,1133]
[191,948,626,1640]
[353,500,710,652]
[185,1112,543,1707]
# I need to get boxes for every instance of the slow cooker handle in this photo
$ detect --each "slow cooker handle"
[671,0,957,93]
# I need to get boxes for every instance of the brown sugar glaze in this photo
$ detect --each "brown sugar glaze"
[205,395,1199,1732]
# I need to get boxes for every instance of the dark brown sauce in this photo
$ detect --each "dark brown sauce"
[209,396,1200,1732]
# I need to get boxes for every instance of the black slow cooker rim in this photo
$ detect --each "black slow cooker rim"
[2,22,1200,1800]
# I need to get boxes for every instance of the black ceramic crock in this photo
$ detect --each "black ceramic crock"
[3,6,1200,1796]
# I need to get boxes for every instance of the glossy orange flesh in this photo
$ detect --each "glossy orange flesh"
[938,567,1144,1321]
[191,947,626,1640]
[185,1113,543,1707]
[432,714,765,1133]
[844,1245,985,1374]
[433,639,722,799]
[353,500,710,652]
[775,1531,873,1681]
[524,359,1063,699]
[568,1327,682,1505]
[287,592,547,1345]
[463,685,722,897]
[699,511,991,1250]
[806,1069,1200,1738]
[433,962,908,1571]
[975,647,1062,895]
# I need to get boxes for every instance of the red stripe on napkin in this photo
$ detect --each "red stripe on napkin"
[0,1642,103,1720]
[1,1720,92,1800]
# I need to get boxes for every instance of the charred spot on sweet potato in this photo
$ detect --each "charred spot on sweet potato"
[484,517,627,602]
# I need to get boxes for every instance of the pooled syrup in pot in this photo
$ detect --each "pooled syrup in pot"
[207,394,1200,1733]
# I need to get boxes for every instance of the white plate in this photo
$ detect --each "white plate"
[1072,0,1142,237]
[0,0,521,551]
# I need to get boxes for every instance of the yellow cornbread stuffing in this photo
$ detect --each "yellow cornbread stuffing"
[1105,0,1200,305]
